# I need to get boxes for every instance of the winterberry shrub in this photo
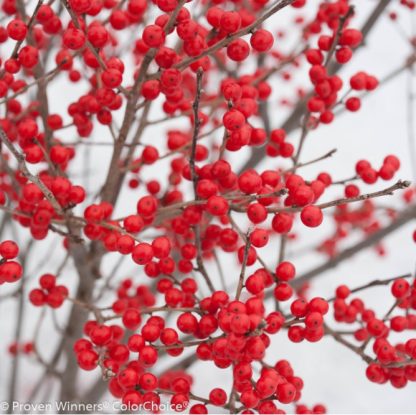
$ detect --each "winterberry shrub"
[1,0,416,413]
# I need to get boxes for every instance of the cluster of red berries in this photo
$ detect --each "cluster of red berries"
[8,341,34,356]
[79,150,400,287]
[0,0,414,411]
[304,5,366,124]
[234,360,309,410]
[66,61,124,133]
[111,369,193,411]
[287,297,329,343]
[74,281,331,412]
[343,70,379,113]
[216,78,273,152]
[112,279,156,314]
[399,0,416,10]
[266,129,294,159]
[332,278,416,388]
[13,176,84,240]
[29,274,69,308]
[355,155,401,184]
[3,19,40,74]
[306,154,401,256]
[83,201,129,246]
[0,240,22,284]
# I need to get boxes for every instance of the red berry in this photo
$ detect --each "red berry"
[206,196,229,216]
[77,349,99,370]
[340,29,363,48]
[345,97,361,112]
[142,25,165,48]
[63,28,86,50]
[276,382,296,403]
[0,240,19,259]
[223,109,245,131]
[276,261,296,281]
[209,388,227,406]
[274,282,293,301]
[272,213,293,234]
[250,29,274,52]
[122,309,142,330]
[7,19,27,41]
[227,39,250,62]
[0,261,23,283]
[249,228,269,247]
[300,205,323,227]
[391,278,410,299]
[220,11,241,33]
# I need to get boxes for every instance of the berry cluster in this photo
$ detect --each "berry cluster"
[72,287,330,413]
[8,341,34,356]
[287,297,328,343]
[29,274,69,308]
[332,278,416,388]
[0,240,22,284]
[15,177,85,240]
[356,155,401,185]
[0,0,415,412]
